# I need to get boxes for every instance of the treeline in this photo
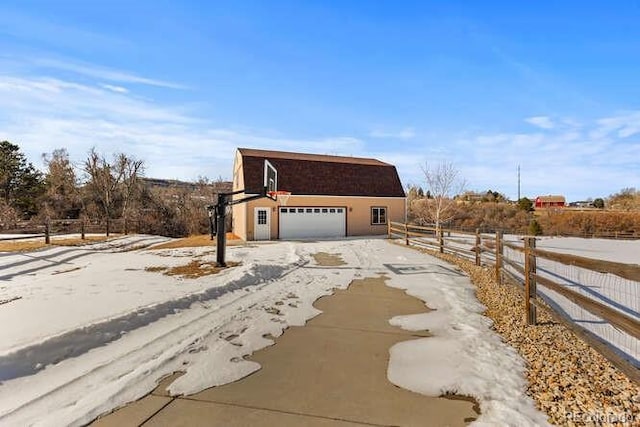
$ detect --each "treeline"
[535,210,640,237]
[0,141,229,237]
[407,185,640,237]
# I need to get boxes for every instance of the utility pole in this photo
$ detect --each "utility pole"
[517,165,521,201]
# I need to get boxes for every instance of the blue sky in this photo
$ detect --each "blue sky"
[1,1,639,201]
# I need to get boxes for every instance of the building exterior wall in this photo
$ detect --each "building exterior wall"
[535,197,566,208]
[231,151,248,240]
[241,195,405,241]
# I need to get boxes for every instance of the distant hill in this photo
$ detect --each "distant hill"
[141,178,232,193]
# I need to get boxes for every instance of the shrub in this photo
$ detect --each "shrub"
[528,220,543,236]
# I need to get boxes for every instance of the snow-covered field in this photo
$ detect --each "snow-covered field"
[528,237,639,366]
[500,236,640,366]
[404,231,640,366]
[0,236,547,426]
[411,231,640,362]
[534,236,640,264]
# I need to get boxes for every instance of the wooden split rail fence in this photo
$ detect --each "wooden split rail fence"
[388,221,640,382]
[0,219,134,245]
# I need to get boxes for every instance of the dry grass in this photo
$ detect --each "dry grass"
[145,266,168,273]
[51,236,113,246]
[0,235,113,253]
[151,233,241,250]
[51,266,82,275]
[147,260,241,279]
[0,241,47,252]
[312,252,346,266]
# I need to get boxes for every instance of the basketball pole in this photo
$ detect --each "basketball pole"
[215,192,228,267]
[215,186,273,267]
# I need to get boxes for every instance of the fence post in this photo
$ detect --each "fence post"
[404,223,409,245]
[44,220,50,244]
[495,231,503,285]
[438,228,444,253]
[81,220,85,240]
[524,237,537,325]
[475,228,481,266]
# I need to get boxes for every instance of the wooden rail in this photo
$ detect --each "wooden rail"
[533,247,640,282]
[0,219,135,244]
[389,221,640,379]
[0,234,46,241]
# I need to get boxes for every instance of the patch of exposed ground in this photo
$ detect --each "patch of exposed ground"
[0,236,114,252]
[51,267,83,275]
[146,260,241,279]
[150,233,241,250]
[0,296,22,306]
[51,236,114,246]
[402,242,640,426]
[311,252,346,266]
[0,241,47,252]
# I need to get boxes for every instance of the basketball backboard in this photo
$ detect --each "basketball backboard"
[264,159,278,200]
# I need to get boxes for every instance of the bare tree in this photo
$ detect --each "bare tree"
[607,187,639,211]
[419,161,466,230]
[83,148,125,236]
[42,148,80,219]
[117,154,144,234]
[0,200,19,229]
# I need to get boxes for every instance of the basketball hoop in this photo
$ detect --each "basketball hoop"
[267,190,291,206]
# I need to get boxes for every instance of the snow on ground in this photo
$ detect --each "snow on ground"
[415,232,640,366]
[0,234,43,239]
[535,236,640,264]
[0,236,546,426]
[383,249,549,427]
[500,236,640,366]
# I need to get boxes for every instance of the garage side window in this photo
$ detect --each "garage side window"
[371,207,387,225]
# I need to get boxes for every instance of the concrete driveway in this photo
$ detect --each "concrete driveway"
[92,252,478,426]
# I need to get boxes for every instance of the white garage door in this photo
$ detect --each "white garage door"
[279,207,346,239]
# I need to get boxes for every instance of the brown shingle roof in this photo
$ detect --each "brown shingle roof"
[238,148,405,198]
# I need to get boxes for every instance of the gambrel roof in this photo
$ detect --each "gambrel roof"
[238,148,405,197]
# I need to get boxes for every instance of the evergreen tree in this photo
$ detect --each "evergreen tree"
[592,198,605,209]
[0,141,45,217]
[528,219,543,236]
[517,197,534,212]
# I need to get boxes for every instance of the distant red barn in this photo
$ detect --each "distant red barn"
[535,195,566,209]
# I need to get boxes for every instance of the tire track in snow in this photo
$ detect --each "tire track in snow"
[0,258,314,426]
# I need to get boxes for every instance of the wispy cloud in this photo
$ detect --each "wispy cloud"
[31,57,188,90]
[525,116,555,129]
[367,114,639,201]
[591,111,640,139]
[0,72,367,181]
[369,127,416,140]
[1,59,638,202]
[100,84,129,94]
